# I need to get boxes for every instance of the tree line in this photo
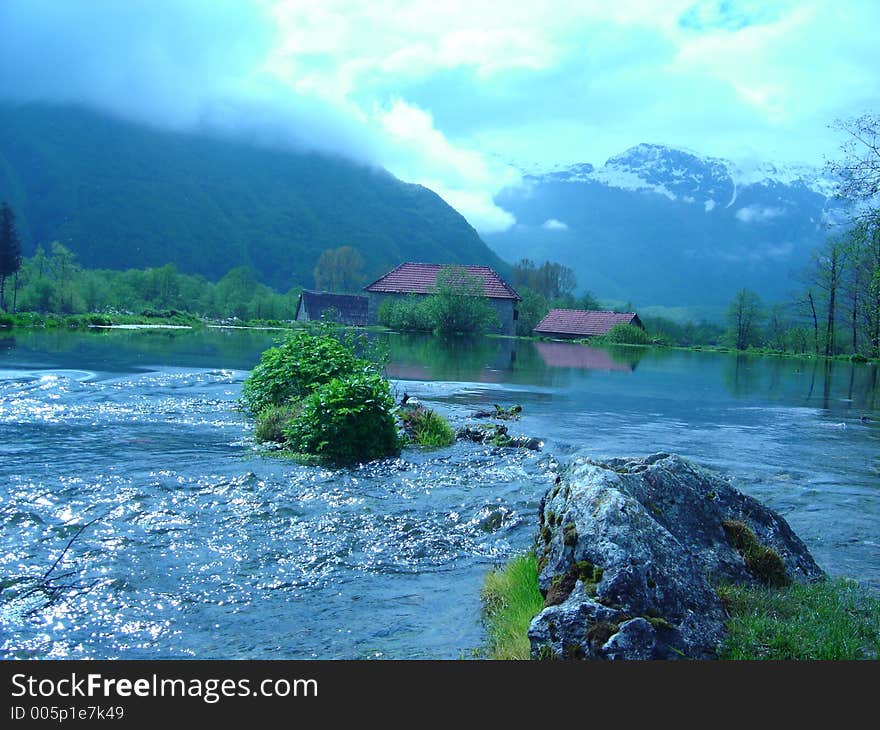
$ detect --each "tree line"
[723,114,880,358]
[0,238,300,322]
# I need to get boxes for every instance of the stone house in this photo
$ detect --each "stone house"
[363,262,521,335]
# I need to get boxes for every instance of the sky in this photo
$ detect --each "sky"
[0,0,877,233]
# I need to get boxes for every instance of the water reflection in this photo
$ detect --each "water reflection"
[2,329,878,416]
[721,353,879,416]
[385,334,516,383]
[533,341,642,372]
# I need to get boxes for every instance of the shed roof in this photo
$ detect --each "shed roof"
[533,309,642,337]
[364,262,520,300]
[296,290,369,325]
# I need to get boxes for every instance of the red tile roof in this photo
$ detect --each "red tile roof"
[533,309,642,337]
[364,263,521,300]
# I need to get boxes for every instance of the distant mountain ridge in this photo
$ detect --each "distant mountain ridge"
[488,143,846,309]
[0,103,505,290]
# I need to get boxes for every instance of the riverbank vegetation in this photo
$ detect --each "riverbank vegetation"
[480,551,880,660]
[718,578,880,660]
[480,553,545,660]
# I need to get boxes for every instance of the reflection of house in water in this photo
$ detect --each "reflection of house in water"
[385,334,517,383]
[534,341,638,372]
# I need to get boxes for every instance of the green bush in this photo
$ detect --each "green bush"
[240,329,368,416]
[284,372,400,464]
[254,403,301,443]
[378,295,434,332]
[595,323,650,345]
[399,406,455,447]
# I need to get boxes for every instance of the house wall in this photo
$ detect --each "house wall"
[367,292,517,335]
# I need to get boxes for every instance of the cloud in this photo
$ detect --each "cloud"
[735,205,785,223]
[0,0,520,233]
[371,99,519,231]
[541,218,569,230]
[0,0,877,233]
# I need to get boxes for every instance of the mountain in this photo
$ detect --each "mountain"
[0,103,504,290]
[486,143,847,310]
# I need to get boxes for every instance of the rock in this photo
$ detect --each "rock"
[456,423,542,450]
[528,453,824,660]
[474,404,523,420]
[400,392,421,408]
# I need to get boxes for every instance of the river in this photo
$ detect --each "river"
[0,327,878,659]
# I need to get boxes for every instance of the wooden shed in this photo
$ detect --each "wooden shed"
[295,291,370,326]
[533,309,644,339]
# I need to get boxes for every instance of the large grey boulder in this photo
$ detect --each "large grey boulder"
[528,453,824,660]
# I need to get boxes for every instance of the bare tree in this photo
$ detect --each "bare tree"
[725,289,764,350]
[806,237,849,356]
[826,114,880,228]
[0,202,23,312]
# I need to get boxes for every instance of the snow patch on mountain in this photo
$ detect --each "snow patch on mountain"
[525,143,838,209]
[727,159,838,197]
[588,165,677,200]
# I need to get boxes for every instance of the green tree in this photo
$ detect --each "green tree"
[48,242,82,313]
[511,259,576,300]
[0,202,23,312]
[313,246,365,292]
[765,303,789,352]
[424,266,500,335]
[515,288,549,336]
[725,289,764,350]
[144,263,182,310]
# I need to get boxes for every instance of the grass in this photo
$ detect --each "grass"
[480,554,880,661]
[398,405,455,447]
[718,578,880,660]
[480,552,545,660]
[253,403,301,443]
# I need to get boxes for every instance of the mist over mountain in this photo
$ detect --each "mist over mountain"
[0,103,504,290]
[486,143,847,310]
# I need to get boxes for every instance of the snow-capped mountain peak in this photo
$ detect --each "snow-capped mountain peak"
[527,143,837,207]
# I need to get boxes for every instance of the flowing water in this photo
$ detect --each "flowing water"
[0,327,878,659]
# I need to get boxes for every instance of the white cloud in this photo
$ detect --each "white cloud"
[2,0,877,233]
[735,205,785,223]
[541,218,569,230]
[374,99,519,232]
